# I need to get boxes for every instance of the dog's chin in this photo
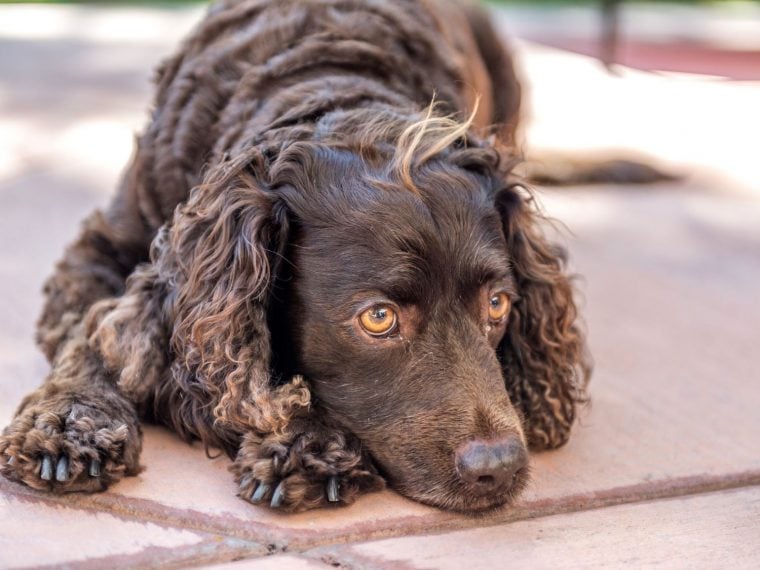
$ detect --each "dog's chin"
[395,466,531,515]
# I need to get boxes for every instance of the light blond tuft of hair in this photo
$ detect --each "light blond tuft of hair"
[393,97,480,193]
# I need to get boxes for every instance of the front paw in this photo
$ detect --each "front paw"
[232,425,384,512]
[0,396,142,493]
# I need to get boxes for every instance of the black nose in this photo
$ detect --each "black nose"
[454,436,527,495]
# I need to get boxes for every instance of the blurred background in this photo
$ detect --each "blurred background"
[1,0,758,198]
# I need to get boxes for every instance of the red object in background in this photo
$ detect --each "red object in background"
[617,41,760,81]
[533,36,760,81]
[520,0,760,81]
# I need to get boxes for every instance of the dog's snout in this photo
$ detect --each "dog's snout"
[455,436,527,495]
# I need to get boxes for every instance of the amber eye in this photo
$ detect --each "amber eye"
[488,292,510,322]
[359,305,398,336]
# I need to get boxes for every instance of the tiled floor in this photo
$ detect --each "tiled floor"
[0,5,758,569]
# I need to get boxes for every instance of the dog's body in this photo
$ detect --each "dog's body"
[0,0,588,512]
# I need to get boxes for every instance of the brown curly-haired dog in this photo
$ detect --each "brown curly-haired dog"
[0,0,589,512]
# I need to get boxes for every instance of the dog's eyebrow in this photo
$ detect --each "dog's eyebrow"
[371,247,516,303]
[370,259,432,303]
[459,246,516,291]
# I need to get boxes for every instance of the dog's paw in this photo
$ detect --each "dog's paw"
[0,397,141,493]
[232,424,385,512]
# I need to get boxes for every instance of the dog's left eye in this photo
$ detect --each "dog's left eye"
[359,305,398,337]
[488,292,511,322]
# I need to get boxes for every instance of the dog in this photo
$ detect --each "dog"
[0,0,589,512]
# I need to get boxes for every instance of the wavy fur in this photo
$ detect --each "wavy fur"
[1,0,588,511]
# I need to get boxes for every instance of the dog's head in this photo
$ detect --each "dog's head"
[168,109,588,512]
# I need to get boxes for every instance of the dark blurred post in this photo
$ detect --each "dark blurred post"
[601,0,621,72]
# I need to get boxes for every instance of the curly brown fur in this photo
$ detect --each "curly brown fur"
[0,328,142,491]
[496,185,591,449]
[2,0,589,512]
[232,411,385,512]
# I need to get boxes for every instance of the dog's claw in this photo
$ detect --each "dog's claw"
[327,476,340,502]
[238,473,253,496]
[55,455,69,482]
[270,481,285,508]
[251,482,269,504]
[89,459,101,478]
[40,455,54,481]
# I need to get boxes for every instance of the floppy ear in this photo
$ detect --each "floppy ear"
[495,184,591,450]
[163,154,310,453]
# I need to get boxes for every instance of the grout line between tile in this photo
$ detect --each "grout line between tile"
[23,538,267,570]
[3,470,760,556]
[296,477,760,568]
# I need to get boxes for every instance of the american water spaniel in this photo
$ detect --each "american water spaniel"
[0,0,589,512]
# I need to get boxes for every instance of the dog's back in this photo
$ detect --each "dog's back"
[128,0,518,229]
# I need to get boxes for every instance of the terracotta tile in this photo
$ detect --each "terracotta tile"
[51,426,440,546]
[105,426,438,542]
[314,486,760,569]
[202,554,331,570]
[523,187,760,505]
[0,490,264,569]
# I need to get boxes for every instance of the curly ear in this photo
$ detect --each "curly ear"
[496,184,591,450]
[161,155,310,452]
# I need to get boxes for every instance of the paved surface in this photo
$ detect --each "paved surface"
[1,4,759,569]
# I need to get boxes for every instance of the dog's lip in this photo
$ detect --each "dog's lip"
[442,489,514,514]
[395,465,529,514]
[447,465,530,513]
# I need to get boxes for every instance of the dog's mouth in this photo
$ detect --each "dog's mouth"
[445,464,530,514]
[385,463,531,514]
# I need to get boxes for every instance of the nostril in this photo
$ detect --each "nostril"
[455,435,527,494]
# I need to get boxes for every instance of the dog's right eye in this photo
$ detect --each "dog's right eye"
[359,305,398,337]
[488,292,511,322]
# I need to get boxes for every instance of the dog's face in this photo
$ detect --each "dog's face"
[167,130,585,512]
[270,146,530,511]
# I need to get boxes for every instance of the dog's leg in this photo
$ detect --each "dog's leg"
[1,149,163,491]
[35,208,150,362]
[232,410,385,512]
[0,325,142,492]
[1,214,148,492]
[0,237,166,494]
[35,137,171,364]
